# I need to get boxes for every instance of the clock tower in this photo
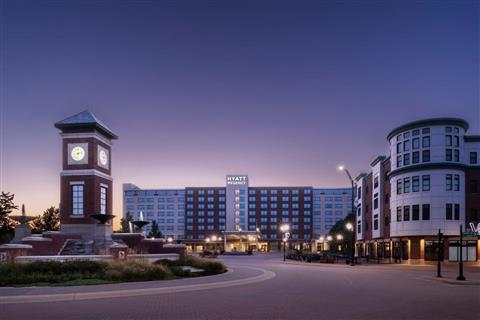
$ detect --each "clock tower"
[54,111,118,243]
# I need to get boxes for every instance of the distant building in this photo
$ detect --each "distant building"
[355,118,480,262]
[123,176,352,252]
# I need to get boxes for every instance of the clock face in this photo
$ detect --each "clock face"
[99,150,108,165]
[71,146,85,161]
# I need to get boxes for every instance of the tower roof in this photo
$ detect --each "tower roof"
[54,110,118,139]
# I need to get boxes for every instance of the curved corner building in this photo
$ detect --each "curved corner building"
[355,118,480,262]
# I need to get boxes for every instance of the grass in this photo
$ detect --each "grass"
[0,256,226,287]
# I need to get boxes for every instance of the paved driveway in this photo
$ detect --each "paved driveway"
[1,253,478,320]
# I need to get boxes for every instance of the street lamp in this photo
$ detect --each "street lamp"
[280,224,290,261]
[318,236,325,252]
[338,165,356,266]
[167,237,173,243]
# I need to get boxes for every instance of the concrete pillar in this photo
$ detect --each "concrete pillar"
[0,244,32,263]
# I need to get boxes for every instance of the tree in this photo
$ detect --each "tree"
[147,220,162,239]
[117,211,133,233]
[0,192,18,230]
[327,213,355,253]
[30,206,60,234]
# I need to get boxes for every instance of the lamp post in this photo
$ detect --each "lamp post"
[280,224,290,261]
[319,236,325,252]
[346,222,354,264]
[338,165,356,266]
[336,234,344,252]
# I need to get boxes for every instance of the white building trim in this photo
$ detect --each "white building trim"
[61,169,113,181]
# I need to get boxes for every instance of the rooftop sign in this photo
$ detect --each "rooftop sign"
[226,175,248,186]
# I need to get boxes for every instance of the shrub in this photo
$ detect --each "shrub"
[155,255,226,275]
[104,260,169,282]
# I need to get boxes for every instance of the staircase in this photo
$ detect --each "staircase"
[59,239,95,255]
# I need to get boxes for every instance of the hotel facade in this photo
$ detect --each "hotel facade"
[123,176,352,252]
[355,118,480,262]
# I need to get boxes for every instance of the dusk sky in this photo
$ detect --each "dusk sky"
[0,0,478,225]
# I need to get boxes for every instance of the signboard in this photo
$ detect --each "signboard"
[468,222,480,235]
[462,231,477,237]
[226,175,248,186]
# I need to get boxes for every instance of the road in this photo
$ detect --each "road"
[1,253,479,320]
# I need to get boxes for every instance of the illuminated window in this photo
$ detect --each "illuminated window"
[100,187,107,214]
[72,185,84,215]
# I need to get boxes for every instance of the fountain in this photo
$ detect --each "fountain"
[132,211,149,233]
[91,213,116,225]
[10,204,35,243]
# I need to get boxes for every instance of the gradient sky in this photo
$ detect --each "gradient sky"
[0,0,478,226]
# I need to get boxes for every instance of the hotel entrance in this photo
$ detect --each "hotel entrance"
[222,230,261,253]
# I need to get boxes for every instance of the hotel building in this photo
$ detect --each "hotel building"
[355,118,480,262]
[123,175,352,252]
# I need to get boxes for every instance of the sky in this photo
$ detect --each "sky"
[0,0,478,227]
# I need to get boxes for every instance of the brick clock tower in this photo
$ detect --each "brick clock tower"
[54,111,118,247]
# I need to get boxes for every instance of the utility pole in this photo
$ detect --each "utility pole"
[437,229,442,278]
[457,224,466,281]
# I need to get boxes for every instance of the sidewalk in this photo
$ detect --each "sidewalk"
[283,258,480,273]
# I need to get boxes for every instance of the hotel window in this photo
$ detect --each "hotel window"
[446,203,453,220]
[412,129,420,136]
[470,152,478,164]
[403,206,410,221]
[422,136,430,148]
[396,207,402,222]
[412,151,420,164]
[422,175,430,191]
[403,140,410,152]
[373,193,379,210]
[412,205,419,220]
[357,186,362,199]
[471,208,478,223]
[403,177,410,193]
[100,187,107,214]
[412,138,419,149]
[397,179,402,195]
[403,132,410,139]
[446,174,453,191]
[454,149,460,162]
[446,149,452,161]
[373,214,378,230]
[412,176,420,192]
[446,135,452,147]
[455,204,461,220]
[453,175,460,191]
[374,175,379,189]
[357,221,361,233]
[422,150,430,162]
[403,153,410,166]
[396,143,402,153]
[470,179,478,193]
[72,185,84,215]
[396,155,402,168]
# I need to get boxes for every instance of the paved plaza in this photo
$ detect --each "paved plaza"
[1,254,479,320]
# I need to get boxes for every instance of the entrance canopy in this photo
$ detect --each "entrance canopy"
[221,230,261,252]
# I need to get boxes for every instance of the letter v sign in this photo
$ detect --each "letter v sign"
[469,222,480,235]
